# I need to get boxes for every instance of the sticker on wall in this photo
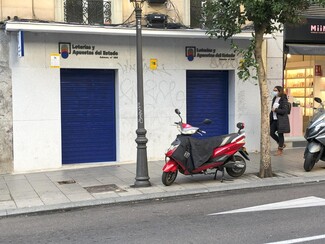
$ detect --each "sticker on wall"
[185,46,196,61]
[50,53,60,68]
[150,59,157,70]
[315,65,322,76]
[185,46,236,62]
[59,42,71,59]
[18,31,24,58]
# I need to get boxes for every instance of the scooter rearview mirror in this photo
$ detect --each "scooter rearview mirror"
[203,119,212,125]
[314,97,322,104]
[175,109,181,115]
[237,122,244,130]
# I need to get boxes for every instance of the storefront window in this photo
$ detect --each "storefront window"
[284,55,325,137]
[190,0,206,28]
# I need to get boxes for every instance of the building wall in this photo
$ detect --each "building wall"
[1,0,124,24]
[1,0,185,26]
[1,0,55,21]
[122,0,187,26]
[266,34,285,149]
[267,34,284,86]
[7,30,261,172]
[0,29,13,173]
[9,32,61,172]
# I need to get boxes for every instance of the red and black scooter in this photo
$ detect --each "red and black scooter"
[162,109,249,186]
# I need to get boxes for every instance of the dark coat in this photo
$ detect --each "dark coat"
[270,95,291,133]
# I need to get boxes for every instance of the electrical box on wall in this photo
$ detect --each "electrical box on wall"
[146,14,167,28]
[147,0,166,4]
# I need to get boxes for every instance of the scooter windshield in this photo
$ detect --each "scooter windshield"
[315,105,324,112]
[310,110,325,124]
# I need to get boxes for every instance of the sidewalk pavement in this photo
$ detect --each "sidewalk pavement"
[1,147,325,217]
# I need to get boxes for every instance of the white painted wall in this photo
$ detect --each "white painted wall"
[266,34,285,149]
[10,32,62,172]
[9,31,263,172]
[267,34,284,86]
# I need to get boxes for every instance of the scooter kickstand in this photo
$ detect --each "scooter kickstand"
[220,168,234,183]
[220,168,225,183]
[214,169,218,180]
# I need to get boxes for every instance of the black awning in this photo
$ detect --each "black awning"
[285,43,325,55]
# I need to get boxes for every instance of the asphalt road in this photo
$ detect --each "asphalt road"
[2,182,325,244]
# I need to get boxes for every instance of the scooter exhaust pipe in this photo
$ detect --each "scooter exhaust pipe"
[224,161,245,169]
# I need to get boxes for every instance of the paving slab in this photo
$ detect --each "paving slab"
[0,148,325,217]
[14,198,44,208]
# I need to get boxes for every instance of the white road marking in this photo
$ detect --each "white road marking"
[209,196,325,215]
[264,234,325,244]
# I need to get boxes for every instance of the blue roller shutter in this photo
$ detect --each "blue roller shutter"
[61,69,116,164]
[186,70,228,136]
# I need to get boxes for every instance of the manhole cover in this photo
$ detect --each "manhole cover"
[57,179,76,185]
[84,184,126,193]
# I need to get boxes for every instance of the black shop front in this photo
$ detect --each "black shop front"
[284,18,325,137]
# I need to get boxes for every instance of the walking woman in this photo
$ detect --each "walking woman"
[270,85,290,156]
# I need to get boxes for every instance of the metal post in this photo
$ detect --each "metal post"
[133,0,151,187]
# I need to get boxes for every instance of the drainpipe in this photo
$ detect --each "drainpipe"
[1,0,3,21]
[32,0,36,19]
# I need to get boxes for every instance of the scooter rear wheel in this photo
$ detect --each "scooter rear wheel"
[226,155,246,177]
[304,151,319,172]
[162,171,178,186]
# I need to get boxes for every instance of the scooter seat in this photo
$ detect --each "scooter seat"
[172,133,240,172]
[190,133,239,148]
[189,136,224,148]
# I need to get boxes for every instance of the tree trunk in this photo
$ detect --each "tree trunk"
[254,29,272,178]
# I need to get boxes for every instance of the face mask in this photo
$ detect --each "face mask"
[272,91,278,97]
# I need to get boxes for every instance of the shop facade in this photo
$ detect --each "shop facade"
[284,18,325,138]
[2,21,281,173]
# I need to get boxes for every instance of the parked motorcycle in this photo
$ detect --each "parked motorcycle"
[162,109,249,186]
[303,97,325,171]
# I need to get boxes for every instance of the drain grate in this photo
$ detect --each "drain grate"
[57,179,76,185]
[84,184,126,193]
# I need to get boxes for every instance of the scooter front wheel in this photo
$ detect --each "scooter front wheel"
[226,155,246,177]
[162,171,178,186]
[304,151,319,172]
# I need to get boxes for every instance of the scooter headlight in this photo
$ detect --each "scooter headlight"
[167,144,179,152]
[181,127,199,135]
[307,119,325,139]
[166,139,180,157]
[315,122,325,132]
